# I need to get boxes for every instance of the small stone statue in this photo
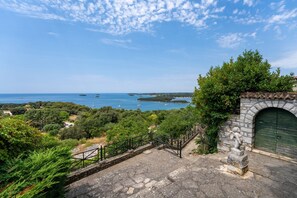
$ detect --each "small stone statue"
[226,126,248,175]
[228,127,242,150]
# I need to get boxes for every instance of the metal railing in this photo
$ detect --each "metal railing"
[71,135,150,170]
[71,126,203,170]
[153,126,201,158]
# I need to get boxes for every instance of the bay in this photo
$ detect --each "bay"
[0,93,191,111]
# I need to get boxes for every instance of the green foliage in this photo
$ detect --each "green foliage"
[157,106,200,139]
[76,107,119,138]
[193,50,294,152]
[106,114,149,142]
[39,134,61,149]
[10,107,27,115]
[43,124,62,136]
[147,113,158,125]
[25,109,64,130]
[46,102,90,114]
[0,146,72,197]
[59,126,87,140]
[59,139,79,149]
[0,118,42,161]
[59,111,70,121]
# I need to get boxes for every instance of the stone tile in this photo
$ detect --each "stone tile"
[133,175,145,183]
[127,187,134,195]
[145,180,157,188]
[133,183,144,189]
[144,178,150,184]
[113,183,124,193]
[200,183,225,198]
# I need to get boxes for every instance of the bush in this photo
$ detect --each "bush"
[106,114,149,142]
[60,139,79,149]
[10,107,27,115]
[59,111,70,121]
[59,126,87,140]
[0,146,72,197]
[25,109,64,130]
[157,106,200,139]
[39,135,61,149]
[0,118,42,161]
[76,109,119,138]
[43,124,62,136]
[193,50,294,153]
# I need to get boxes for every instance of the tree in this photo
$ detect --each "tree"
[59,111,70,121]
[43,124,62,136]
[157,107,200,139]
[193,50,294,153]
[76,109,119,138]
[10,107,27,115]
[59,126,87,140]
[106,115,149,142]
[25,109,64,129]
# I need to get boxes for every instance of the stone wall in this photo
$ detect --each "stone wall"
[218,92,297,152]
[217,114,240,152]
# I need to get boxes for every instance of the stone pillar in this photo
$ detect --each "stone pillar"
[227,147,248,175]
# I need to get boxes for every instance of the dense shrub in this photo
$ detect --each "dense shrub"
[157,106,200,139]
[0,118,41,161]
[39,134,61,149]
[25,109,64,129]
[106,114,149,142]
[10,107,27,115]
[0,146,72,197]
[59,126,87,140]
[193,50,294,153]
[60,139,79,149]
[76,108,119,138]
[59,111,70,121]
[43,124,62,136]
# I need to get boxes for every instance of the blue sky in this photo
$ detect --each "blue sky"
[0,0,297,93]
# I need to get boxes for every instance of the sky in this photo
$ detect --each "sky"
[0,0,297,93]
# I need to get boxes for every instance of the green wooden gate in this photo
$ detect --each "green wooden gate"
[255,108,297,158]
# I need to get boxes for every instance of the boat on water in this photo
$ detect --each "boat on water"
[79,94,87,96]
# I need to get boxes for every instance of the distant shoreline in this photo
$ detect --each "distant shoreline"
[129,92,193,103]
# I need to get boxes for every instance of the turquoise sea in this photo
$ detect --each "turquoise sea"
[0,93,191,111]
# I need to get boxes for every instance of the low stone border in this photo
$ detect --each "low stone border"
[66,143,155,185]
[251,149,297,164]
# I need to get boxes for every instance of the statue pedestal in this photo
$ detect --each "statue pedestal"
[227,148,248,176]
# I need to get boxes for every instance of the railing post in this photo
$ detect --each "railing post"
[82,152,85,168]
[97,147,99,162]
[103,146,106,159]
[179,141,182,158]
[100,145,103,161]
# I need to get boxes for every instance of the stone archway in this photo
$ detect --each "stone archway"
[240,92,297,151]
[217,92,297,153]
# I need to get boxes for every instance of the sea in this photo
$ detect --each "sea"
[0,93,191,111]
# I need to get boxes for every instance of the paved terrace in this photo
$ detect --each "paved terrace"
[66,147,297,198]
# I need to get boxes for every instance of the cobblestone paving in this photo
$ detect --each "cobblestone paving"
[66,149,297,198]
